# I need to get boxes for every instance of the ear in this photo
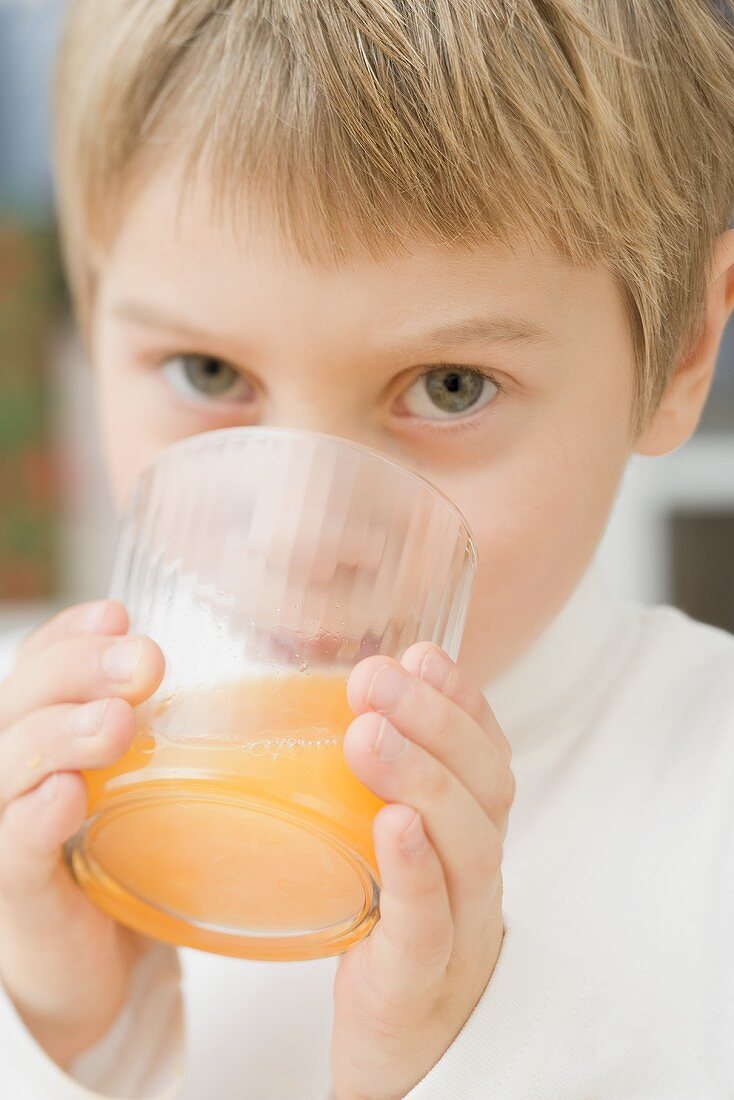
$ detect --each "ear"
[635,228,734,456]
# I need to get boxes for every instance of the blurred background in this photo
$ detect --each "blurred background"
[1,0,733,652]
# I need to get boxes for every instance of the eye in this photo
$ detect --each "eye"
[401,367,499,421]
[162,354,255,404]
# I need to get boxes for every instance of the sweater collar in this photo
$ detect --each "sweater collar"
[483,560,641,754]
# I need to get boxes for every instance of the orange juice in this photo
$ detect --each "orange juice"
[68,676,385,960]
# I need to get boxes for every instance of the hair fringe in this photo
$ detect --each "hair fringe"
[54,0,734,430]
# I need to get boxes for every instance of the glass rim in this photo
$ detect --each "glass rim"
[135,425,477,565]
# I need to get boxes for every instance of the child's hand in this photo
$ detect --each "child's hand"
[332,645,514,1100]
[0,601,164,1068]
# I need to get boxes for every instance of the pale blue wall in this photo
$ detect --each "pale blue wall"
[0,0,65,216]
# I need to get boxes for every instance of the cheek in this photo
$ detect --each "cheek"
[94,364,170,510]
[450,402,631,682]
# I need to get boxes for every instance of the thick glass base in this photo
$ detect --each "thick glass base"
[66,784,380,961]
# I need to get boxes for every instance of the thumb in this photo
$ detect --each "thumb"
[363,803,453,1011]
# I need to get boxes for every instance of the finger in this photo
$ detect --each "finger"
[343,712,502,933]
[0,699,136,815]
[0,772,88,901]
[0,634,164,731]
[14,601,129,667]
[366,803,453,1005]
[400,643,512,764]
[347,656,515,833]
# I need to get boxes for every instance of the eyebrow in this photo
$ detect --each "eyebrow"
[109,299,553,350]
[109,300,229,343]
[416,316,553,350]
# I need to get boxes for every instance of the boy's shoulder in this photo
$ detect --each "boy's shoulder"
[621,599,734,760]
[634,600,734,685]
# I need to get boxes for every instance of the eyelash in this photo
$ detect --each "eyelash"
[418,362,503,394]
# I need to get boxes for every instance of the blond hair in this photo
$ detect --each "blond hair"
[54,0,734,431]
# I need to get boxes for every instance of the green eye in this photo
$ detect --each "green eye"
[183,355,239,395]
[403,367,498,421]
[163,355,254,403]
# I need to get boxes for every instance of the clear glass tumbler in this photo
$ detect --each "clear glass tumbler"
[66,427,476,961]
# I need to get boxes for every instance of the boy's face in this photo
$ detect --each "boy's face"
[90,158,635,687]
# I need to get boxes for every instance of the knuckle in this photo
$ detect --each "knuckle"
[16,603,84,663]
[38,709,75,761]
[499,768,516,814]
[100,702,136,755]
[14,620,56,666]
[430,698,455,750]
[488,765,515,817]
[6,706,67,769]
[424,757,452,799]
[472,833,502,884]
[391,864,448,921]
[84,701,136,759]
[410,870,447,908]
[345,994,404,1047]
[409,922,452,966]
[58,601,93,628]
[26,726,75,778]
[452,679,478,717]
[56,637,99,689]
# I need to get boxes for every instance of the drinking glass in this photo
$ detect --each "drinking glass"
[66,427,476,961]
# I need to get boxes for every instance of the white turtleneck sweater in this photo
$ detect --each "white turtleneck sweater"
[1,564,733,1099]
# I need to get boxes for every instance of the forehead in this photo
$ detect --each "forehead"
[94,152,624,351]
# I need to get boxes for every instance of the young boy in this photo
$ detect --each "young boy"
[1,1,733,1097]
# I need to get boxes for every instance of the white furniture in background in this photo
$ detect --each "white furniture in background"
[598,434,734,608]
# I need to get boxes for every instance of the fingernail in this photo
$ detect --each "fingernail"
[375,718,408,762]
[40,774,59,803]
[73,698,110,736]
[103,638,142,683]
[368,666,407,712]
[420,647,452,691]
[398,811,427,853]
